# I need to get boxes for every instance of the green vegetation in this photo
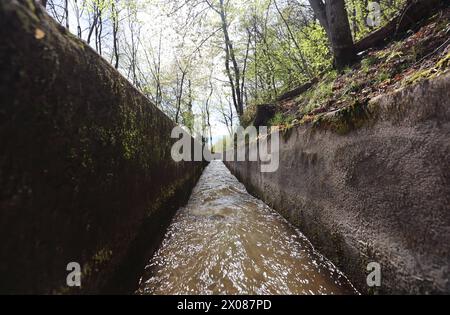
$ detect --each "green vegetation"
[269,112,296,128]
[404,52,450,85]
[300,76,336,115]
[251,7,450,133]
[44,0,448,138]
[212,135,234,153]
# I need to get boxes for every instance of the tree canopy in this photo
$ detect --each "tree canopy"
[44,0,415,142]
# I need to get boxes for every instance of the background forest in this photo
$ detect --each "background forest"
[43,0,407,146]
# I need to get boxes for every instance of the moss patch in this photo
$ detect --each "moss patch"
[312,100,371,135]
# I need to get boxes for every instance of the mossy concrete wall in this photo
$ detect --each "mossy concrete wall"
[225,73,450,294]
[0,1,204,294]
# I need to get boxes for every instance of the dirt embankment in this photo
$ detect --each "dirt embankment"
[247,7,450,130]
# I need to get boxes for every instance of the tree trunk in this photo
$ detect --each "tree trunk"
[308,0,328,32]
[175,69,186,124]
[217,0,244,117]
[325,0,357,70]
[309,0,356,70]
[112,1,119,69]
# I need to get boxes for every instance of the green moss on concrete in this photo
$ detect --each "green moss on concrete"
[312,100,371,135]
[52,247,113,295]
[404,53,450,86]
[0,1,205,294]
[146,171,198,217]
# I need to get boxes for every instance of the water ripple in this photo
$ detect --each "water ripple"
[137,160,358,295]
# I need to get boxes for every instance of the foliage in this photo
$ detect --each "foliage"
[298,71,337,115]
[45,0,431,138]
[269,112,296,127]
[212,135,233,153]
[346,0,407,41]
[262,7,450,130]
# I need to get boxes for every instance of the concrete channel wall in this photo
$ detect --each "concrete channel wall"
[225,73,450,294]
[0,1,204,294]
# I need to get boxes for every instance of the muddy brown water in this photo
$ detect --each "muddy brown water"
[137,160,358,295]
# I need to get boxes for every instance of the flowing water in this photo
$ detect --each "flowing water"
[137,160,358,295]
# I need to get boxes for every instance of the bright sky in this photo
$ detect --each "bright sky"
[136,0,235,141]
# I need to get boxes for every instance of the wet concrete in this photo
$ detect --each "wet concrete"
[137,161,358,295]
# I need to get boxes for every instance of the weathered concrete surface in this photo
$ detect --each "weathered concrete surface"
[225,73,450,294]
[0,1,204,294]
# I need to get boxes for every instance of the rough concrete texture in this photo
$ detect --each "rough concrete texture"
[225,73,450,294]
[0,1,204,294]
